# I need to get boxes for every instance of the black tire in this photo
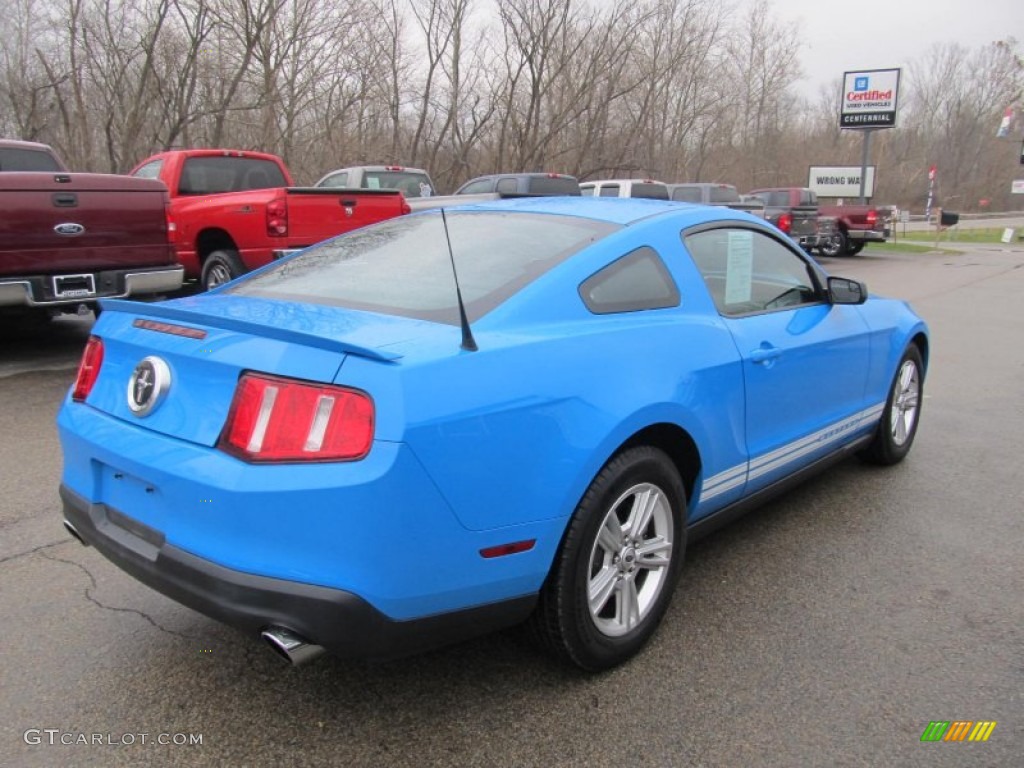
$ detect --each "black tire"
[200,249,245,291]
[845,240,865,256]
[819,231,847,258]
[526,446,686,670]
[860,345,924,465]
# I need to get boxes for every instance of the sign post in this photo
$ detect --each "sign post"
[840,68,901,204]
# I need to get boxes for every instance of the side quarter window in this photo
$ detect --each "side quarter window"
[495,178,519,195]
[683,228,822,316]
[579,246,680,314]
[320,172,348,188]
[458,179,493,194]
[133,159,163,180]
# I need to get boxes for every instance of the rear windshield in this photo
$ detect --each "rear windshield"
[630,183,669,200]
[708,185,740,203]
[0,147,63,172]
[670,187,702,203]
[361,170,433,197]
[230,211,617,323]
[178,156,287,195]
[753,191,789,207]
[525,176,581,196]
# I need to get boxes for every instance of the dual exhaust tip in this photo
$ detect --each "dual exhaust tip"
[63,518,324,667]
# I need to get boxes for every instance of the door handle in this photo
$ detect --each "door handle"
[750,345,782,364]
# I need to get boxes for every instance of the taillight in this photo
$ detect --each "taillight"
[219,373,374,463]
[266,196,288,237]
[866,209,877,227]
[72,336,104,402]
[777,212,792,233]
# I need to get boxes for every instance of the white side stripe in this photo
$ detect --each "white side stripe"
[700,402,885,502]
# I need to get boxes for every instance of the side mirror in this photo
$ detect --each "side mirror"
[828,276,868,305]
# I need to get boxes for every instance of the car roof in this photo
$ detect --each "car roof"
[0,138,55,151]
[434,195,751,227]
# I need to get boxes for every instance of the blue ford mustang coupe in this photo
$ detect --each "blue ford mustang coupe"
[58,198,927,670]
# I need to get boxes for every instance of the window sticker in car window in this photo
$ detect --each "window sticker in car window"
[724,231,754,305]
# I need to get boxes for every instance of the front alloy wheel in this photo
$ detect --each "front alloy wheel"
[861,344,924,465]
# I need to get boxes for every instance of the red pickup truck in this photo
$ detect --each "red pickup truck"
[816,202,889,256]
[1,139,181,327]
[130,149,410,289]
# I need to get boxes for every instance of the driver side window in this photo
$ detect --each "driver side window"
[683,228,822,316]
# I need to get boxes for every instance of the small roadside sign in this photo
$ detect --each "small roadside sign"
[1002,229,1015,244]
[1012,180,1024,194]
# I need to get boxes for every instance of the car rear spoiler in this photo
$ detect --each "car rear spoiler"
[99,299,403,362]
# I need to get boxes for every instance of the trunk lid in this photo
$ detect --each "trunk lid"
[83,296,435,448]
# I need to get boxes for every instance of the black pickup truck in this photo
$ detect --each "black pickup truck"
[747,187,822,251]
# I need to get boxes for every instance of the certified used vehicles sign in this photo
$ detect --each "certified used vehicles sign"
[840,68,901,129]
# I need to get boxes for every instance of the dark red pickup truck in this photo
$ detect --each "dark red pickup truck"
[130,150,410,289]
[816,202,889,256]
[1,139,182,326]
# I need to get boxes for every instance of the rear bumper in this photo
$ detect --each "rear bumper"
[0,266,183,308]
[61,485,536,660]
[846,229,888,243]
[792,233,821,248]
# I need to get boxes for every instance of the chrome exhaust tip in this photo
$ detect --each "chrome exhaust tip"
[63,519,87,546]
[260,626,325,666]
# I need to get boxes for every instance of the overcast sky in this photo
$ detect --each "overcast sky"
[761,0,1023,98]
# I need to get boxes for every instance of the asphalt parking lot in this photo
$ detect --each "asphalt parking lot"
[2,239,1022,767]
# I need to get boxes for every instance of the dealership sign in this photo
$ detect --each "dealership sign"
[1013,180,1024,194]
[840,69,900,129]
[809,166,876,198]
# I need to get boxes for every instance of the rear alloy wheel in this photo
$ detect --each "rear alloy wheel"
[527,446,686,670]
[819,231,847,257]
[861,345,924,465]
[201,249,245,290]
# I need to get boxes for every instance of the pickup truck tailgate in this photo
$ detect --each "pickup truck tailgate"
[0,172,175,276]
[285,188,409,248]
[786,205,819,237]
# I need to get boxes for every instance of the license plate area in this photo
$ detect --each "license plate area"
[98,463,164,530]
[53,273,96,299]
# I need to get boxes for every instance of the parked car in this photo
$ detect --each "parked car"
[314,165,435,198]
[59,197,927,671]
[666,182,765,216]
[453,172,580,197]
[747,187,821,251]
[579,178,669,199]
[1,139,181,326]
[131,149,410,289]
